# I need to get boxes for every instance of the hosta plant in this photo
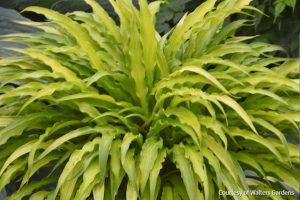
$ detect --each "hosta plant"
[0,0,299,199]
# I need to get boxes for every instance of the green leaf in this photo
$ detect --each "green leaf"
[229,127,284,162]
[0,116,14,127]
[98,133,114,185]
[148,148,167,200]
[74,159,100,200]
[204,136,247,189]
[0,159,26,191]
[85,0,121,42]
[27,120,82,176]
[172,145,198,200]
[198,115,228,149]
[161,183,173,200]
[251,117,289,160]
[185,146,212,200]
[169,175,190,200]
[22,6,103,71]
[258,159,300,190]
[274,1,286,19]
[0,140,39,176]
[93,183,105,200]
[11,49,85,90]
[29,191,50,200]
[57,92,130,108]
[165,107,201,146]
[166,0,217,55]
[139,0,158,88]
[7,177,57,200]
[139,137,163,193]
[21,152,61,187]
[52,137,100,199]
[110,140,125,199]
[230,87,288,106]
[234,152,265,177]
[213,94,257,133]
[121,133,142,193]
[126,181,138,200]
[176,65,230,94]
[0,113,53,146]
[38,126,112,160]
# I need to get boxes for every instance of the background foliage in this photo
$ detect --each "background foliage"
[0,0,299,57]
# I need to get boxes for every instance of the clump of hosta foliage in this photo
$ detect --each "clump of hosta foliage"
[0,0,299,199]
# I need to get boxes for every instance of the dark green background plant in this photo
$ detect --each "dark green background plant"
[0,0,299,56]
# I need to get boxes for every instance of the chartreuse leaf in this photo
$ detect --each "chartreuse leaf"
[229,127,284,162]
[148,1,161,18]
[153,88,229,125]
[241,75,299,92]
[18,82,74,113]
[139,137,163,193]
[0,116,14,127]
[139,0,158,88]
[165,107,201,146]
[249,110,299,129]
[272,59,299,77]
[22,6,103,71]
[7,177,57,200]
[92,183,104,200]
[267,138,300,163]
[57,92,132,109]
[251,117,290,160]
[185,146,212,200]
[230,87,288,105]
[98,133,114,184]
[0,113,53,146]
[0,140,47,176]
[21,152,62,187]
[213,94,257,133]
[166,0,217,55]
[126,181,138,200]
[161,183,173,200]
[204,136,247,189]
[234,152,265,177]
[258,159,300,190]
[175,66,230,94]
[128,24,147,113]
[11,49,85,89]
[220,168,250,200]
[38,126,111,161]
[74,159,100,200]
[85,0,121,42]
[60,170,79,200]
[148,148,167,200]
[0,137,32,165]
[152,75,209,93]
[211,19,249,45]
[189,56,249,74]
[0,159,26,191]
[110,140,125,199]
[198,115,228,149]
[27,120,82,174]
[172,145,198,200]
[29,191,50,200]
[121,133,142,194]
[169,175,190,200]
[52,137,100,199]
